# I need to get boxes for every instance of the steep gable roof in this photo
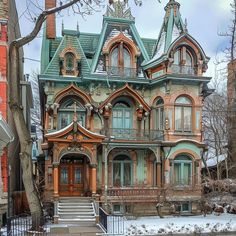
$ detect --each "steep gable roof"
[43,31,90,76]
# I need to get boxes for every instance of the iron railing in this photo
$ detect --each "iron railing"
[171,64,195,75]
[107,187,161,197]
[99,207,109,232]
[5,214,49,236]
[106,128,164,141]
[106,66,138,78]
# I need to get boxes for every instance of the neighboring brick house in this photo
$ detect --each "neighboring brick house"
[39,0,212,221]
[0,0,33,223]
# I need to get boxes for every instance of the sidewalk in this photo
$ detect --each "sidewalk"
[47,225,104,236]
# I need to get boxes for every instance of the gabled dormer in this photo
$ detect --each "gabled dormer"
[143,0,210,79]
[90,0,150,79]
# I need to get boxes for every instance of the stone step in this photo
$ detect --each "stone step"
[59,197,92,203]
[58,205,93,210]
[59,214,95,220]
[58,207,93,211]
[58,203,93,206]
[58,211,95,216]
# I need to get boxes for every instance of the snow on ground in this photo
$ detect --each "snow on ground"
[124,213,236,235]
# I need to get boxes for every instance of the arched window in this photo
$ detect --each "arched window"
[172,47,195,75]
[173,49,181,65]
[65,52,75,72]
[173,155,192,186]
[175,96,192,132]
[110,44,132,77]
[186,51,192,67]
[155,98,164,130]
[112,101,132,130]
[113,155,132,187]
[58,97,86,129]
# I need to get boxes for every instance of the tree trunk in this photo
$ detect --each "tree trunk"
[8,45,43,229]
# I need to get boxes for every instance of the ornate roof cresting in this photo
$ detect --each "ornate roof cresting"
[105,0,134,20]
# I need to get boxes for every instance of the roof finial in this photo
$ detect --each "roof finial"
[184,18,188,32]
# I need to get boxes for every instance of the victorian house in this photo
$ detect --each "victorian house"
[39,0,211,222]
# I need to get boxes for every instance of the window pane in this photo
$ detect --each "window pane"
[60,167,68,184]
[113,163,121,187]
[60,113,71,128]
[174,50,180,64]
[74,167,82,184]
[174,163,181,185]
[111,47,118,68]
[184,107,192,131]
[175,96,192,104]
[124,48,131,68]
[124,162,131,186]
[182,203,190,212]
[183,163,191,185]
[160,107,164,130]
[66,53,74,71]
[186,52,192,66]
[175,107,182,131]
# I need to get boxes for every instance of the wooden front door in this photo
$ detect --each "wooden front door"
[59,163,84,196]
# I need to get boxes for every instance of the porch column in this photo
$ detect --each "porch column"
[91,164,97,194]
[156,163,161,188]
[53,163,59,197]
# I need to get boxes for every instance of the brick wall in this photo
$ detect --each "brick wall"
[45,0,56,39]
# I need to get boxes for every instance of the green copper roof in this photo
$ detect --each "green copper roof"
[43,33,90,76]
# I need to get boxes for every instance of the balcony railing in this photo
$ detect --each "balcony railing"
[106,66,138,78]
[105,128,164,141]
[171,64,195,75]
[107,187,162,197]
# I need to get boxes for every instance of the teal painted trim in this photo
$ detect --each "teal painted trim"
[165,8,174,53]
[103,16,134,24]
[91,22,108,73]
[41,24,50,74]
[167,143,201,158]
[130,24,149,61]
[62,29,80,37]
[141,55,167,70]
[178,11,185,30]
[38,75,82,83]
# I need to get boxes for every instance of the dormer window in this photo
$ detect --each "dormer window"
[102,32,140,78]
[172,47,195,75]
[59,47,81,77]
[110,45,132,76]
[65,52,75,72]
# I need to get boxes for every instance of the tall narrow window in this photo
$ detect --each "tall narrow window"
[155,98,164,130]
[109,44,133,77]
[175,96,192,132]
[65,52,75,72]
[113,155,132,187]
[173,155,192,186]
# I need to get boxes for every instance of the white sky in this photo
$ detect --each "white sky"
[16,0,232,78]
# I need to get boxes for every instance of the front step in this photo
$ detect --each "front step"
[57,197,96,225]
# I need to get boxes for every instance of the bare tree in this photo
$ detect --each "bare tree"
[8,0,157,230]
[203,67,228,180]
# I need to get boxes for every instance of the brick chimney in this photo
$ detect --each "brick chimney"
[45,0,56,39]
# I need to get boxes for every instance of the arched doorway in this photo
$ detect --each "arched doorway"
[58,154,90,196]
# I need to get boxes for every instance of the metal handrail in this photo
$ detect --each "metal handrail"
[106,66,138,78]
[171,64,195,75]
[105,128,164,141]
